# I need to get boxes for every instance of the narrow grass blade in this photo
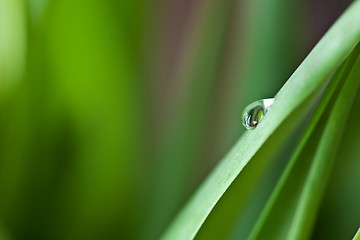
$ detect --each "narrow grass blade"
[161,2,360,239]
[287,44,360,240]
[197,99,314,240]
[312,73,360,239]
[248,43,360,240]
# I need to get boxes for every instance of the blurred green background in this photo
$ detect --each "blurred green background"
[0,0,355,239]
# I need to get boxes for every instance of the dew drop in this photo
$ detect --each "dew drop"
[241,98,274,130]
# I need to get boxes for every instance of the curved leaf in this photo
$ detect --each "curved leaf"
[248,43,360,240]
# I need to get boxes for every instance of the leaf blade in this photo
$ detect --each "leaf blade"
[248,42,360,240]
[288,45,360,240]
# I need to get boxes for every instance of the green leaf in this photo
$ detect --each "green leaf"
[161,1,360,239]
[288,45,360,240]
[248,43,360,240]
[312,69,360,239]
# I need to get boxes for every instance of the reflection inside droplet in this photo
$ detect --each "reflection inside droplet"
[241,98,274,130]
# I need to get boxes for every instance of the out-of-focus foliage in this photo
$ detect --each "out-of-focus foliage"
[0,0,358,239]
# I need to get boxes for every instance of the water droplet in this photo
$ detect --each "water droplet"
[242,98,274,130]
